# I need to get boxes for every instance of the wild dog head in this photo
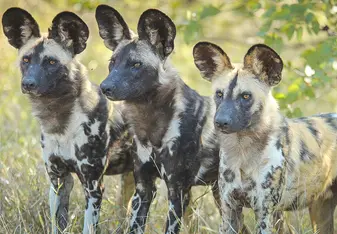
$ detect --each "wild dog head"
[193,42,283,134]
[2,8,89,98]
[96,5,176,101]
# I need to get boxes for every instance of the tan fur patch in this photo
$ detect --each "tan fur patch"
[18,35,72,65]
[40,39,72,64]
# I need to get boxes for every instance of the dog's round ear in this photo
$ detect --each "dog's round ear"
[95,5,132,51]
[243,44,283,86]
[48,11,89,55]
[137,9,176,59]
[2,7,40,49]
[193,42,233,82]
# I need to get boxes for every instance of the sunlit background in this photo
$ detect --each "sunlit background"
[0,0,336,233]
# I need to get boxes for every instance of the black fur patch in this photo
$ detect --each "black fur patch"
[260,221,266,229]
[2,7,40,49]
[48,11,89,55]
[299,140,315,162]
[244,44,283,86]
[225,74,238,99]
[193,42,233,81]
[40,133,45,148]
[137,9,176,59]
[261,172,273,189]
[223,169,235,183]
[95,5,132,51]
[322,114,337,131]
[245,178,256,191]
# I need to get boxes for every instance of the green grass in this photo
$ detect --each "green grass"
[1,0,337,233]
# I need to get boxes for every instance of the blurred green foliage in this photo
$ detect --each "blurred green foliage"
[188,0,337,117]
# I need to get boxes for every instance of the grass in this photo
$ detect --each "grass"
[1,0,337,233]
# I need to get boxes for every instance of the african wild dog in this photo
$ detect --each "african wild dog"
[2,8,135,233]
[95,5,224,234]
[193,42,337,234]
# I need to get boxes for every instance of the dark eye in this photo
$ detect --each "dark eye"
[133,62,142,68]
[216,90,223,98]
[241,92,252,100]
[49,59,57,65]
[22,56,30,63]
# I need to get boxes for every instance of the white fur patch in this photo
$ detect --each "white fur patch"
[129,193,142,229]
[49,186,61,234]
[83,197,100,234]
[160,163,167,177]
[134,137,152,163]
[113,22,124,41]
[166,201,179,234]
[42,102,89,164]
[162,118,180,156]
[20,20,33,39]
[90,120,101,136]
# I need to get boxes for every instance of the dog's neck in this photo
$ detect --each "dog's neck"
[123,62,185,146]
[219,95,282,171]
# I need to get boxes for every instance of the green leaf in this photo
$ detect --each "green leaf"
[303,87,315,98]
[258,21,272,37]
[262,6,276,18]
[247,1,262,11]
[311,18,320,34]
[288,83,300,92]
[305,12,314,23]
[282,24,296,40]
[183,20,202,44]
[289,4,307,16]
[292,107,303,117]
[273,5,291,20]
[297,27,303,40]
[285,91,299,104]
[199,5,221,20]
[306,24,313,35]
[264,34,284,52]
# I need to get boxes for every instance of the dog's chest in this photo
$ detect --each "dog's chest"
[126,103,174,148]
[42,114,109,173]
[220,138,286,209]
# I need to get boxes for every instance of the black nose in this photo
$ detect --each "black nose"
[100,82,116,96]
[215,116,231,129]
[22,79,37,91]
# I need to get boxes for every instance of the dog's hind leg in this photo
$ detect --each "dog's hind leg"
[47,170,74,234]
[309,180,337,234]
[211,183,251,234]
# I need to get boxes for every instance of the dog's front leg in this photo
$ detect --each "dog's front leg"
[46,164,74,234]
[255,211,273,234]
[76,165,105,234]
[165,184,191,234]
[129,160,157,234]
[218,159,244,234]
[218,201,244,234]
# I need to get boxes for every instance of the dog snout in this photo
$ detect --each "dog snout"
[100,82,116,96]
[215,115,232,132]
[22,79,37,92]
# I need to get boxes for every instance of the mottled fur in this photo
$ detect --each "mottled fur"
[95,6,224,234]
[2,8,134,234]
[193,42,337,234]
